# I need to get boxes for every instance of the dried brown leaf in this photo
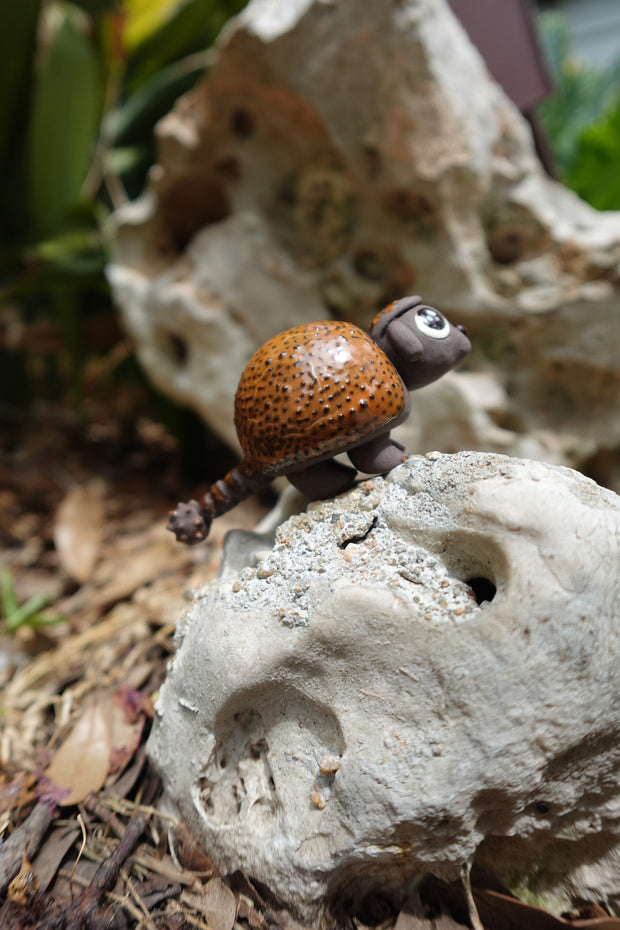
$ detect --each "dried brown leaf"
[43,700,111,806]
[202,877,237,930]
[104,688,146,776]
[42,689,146,807]
[473,887,620,930]
[174,821,220,875]
[237,895,265,928]
[92,534,180,605]
[54,483,105,583]
[104,744,147,798]
[576,905,617,921]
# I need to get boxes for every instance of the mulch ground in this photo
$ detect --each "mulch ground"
[1,400,619,930]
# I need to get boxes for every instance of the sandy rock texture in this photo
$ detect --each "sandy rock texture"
[107,0,620,485]
[148,452,620,923]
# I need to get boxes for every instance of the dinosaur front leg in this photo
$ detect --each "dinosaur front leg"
[347,433,406,474]
[286,458,357,499]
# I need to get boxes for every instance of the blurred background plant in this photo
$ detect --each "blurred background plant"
[1,2,618,448]
[537,10,620,210]
[0,0,242,439]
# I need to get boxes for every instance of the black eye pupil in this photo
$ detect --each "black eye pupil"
[417,307,444,330]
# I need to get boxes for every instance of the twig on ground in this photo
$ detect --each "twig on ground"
[0,800,55,896]
[460,862,484,930]
[82,792,127,839]
[49,813,147,930]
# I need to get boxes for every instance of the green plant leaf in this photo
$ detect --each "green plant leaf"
[5,594,51,632]
[567,98,620,210]
[107,52,209,146]
[122,0,188,52]
[1,567,65,633]
[1,567,20,618]
[537,11,620,187]
[0,0,42,244]
[71,0,118,11]
[27,2,103,236]
[124,0,244,91]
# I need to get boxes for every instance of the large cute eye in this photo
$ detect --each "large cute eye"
[415,306,451,339]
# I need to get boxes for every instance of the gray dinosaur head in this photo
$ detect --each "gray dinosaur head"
[369,295,471,390]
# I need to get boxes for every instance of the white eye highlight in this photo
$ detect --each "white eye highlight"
[415,307,451,339]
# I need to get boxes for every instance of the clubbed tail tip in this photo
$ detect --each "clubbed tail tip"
[167,500,211,545]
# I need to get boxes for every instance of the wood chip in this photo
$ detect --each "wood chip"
[31,822,81,892]
[0,801,55,896]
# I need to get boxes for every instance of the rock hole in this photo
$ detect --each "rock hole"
[466,576,497,605]
[250,738,268,760]
[362,144,382,178]
[353,248,384,281]
[231,108,255,137]
[219,756,227,769]
[159,177,230,250]
[166,333,188,365]
[383,188,437,224]
[487,227,527,264]
[215,155,242,181]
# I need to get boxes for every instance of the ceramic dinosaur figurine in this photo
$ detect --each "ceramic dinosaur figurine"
[168,295,470,543]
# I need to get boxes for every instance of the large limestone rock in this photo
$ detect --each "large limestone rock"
[148,452,620,923]
[107,0,620,483]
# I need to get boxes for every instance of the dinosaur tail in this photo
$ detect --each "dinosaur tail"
[167,464,267,545]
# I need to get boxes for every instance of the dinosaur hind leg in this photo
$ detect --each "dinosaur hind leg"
[287,458,357,500]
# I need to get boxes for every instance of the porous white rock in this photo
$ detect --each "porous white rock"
[107,0,620,481]
[148,452,620,922]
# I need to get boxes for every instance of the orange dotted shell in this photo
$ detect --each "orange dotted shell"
[234,321,407,477]
[369,300,399,331]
